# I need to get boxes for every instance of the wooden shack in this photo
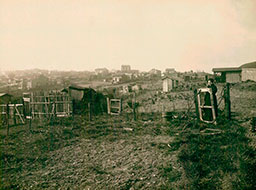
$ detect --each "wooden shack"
[0,93,12,104]
[212,67,241,83]
[68,85,107,115]
[213,61,256,83]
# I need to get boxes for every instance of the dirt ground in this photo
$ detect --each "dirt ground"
[1,114,185,189]
[1,81,256,189]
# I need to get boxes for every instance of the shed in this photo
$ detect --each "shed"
[213,61,256,83]
[240,61,256,82]
[162,77,179,92]
[212,67,241,83]
[0,93,12,104]
[68,85,107,114]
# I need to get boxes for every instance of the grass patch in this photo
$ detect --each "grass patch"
[169,118,256,189]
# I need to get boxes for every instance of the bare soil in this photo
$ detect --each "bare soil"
[1,81,256,189]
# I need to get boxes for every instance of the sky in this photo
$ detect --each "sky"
[0,0,256,73]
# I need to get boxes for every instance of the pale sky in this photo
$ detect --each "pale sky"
[0,0,256,72]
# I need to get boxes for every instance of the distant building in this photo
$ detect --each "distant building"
[122,85,132,93]
[27,81,32,89]
[184,75,191,82]
[165,68,176,74]
[149,69,161,77]
[121,65,131,72]
[162,77,179,92]
[165,68,178,78]
[132,84,141,92]
[124,73,133,79]
[212,61,256,83]
[32,74,49,88]
[112,76,122,84]
[95,68,109,75]
[130,70,139,75]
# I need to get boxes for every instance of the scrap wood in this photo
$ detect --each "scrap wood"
[123,127,133,131]
[200,128,222,135]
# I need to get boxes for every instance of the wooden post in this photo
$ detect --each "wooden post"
[107,97,110,114]
[162,104,166,122]
[53,99,57,122]
[88,102,92,121]
[44,93,49,119]
[251,117,256,132]
[6,103,9,136]
[133,92,137,121]
[194,89,199,121]
[31,92,34,119]
[13,104,17,125]
[71,99,74,120]
[51,99,56,125]
[29,116,32,132]
[119,99,122,115]
[224,83,231,120]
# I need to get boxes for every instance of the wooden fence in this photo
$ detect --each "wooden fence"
[0,103,25,126]
[26,91,72,119]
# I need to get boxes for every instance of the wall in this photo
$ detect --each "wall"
[226,72,241,83]
[242,68,256,82]
[69,89,84,100]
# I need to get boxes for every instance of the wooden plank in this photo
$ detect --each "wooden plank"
[200,106,213,109]
[110,99,121,102]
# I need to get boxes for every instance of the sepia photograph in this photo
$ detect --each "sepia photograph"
[0,0,256,189]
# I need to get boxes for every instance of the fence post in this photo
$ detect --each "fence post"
[107,98,110,114]
[50,100,56,125]
[224,83,231,120]
[88,102,92,121]
[6,103,9,136]
[133,92,137,121]
[29,117,32,132]
[53,99,57,122]
[29,103,32,132]
[194,89,199,121]
[13,104,17,126]
[251,117,256,132]
[119,99,122,115]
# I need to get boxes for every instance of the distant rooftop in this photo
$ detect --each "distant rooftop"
[212,67,241,72]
